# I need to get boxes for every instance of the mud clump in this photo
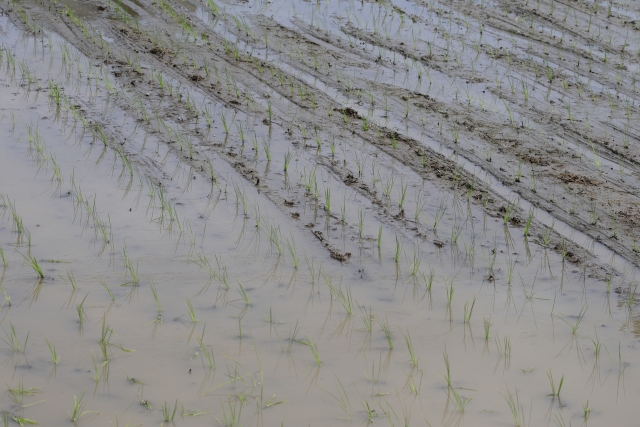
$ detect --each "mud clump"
[556,171,601,186]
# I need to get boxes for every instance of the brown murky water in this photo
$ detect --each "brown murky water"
[1,0,640,425]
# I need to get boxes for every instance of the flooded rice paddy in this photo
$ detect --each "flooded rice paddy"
[1,0,640,425]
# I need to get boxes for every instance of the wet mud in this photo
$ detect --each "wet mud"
[1,0,640,425]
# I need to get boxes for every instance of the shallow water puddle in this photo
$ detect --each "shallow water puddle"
[1,0,640,426]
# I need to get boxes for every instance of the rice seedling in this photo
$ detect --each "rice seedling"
[282,320,300,354]
[463,297,476,323]
[562,305,587,334]
[545,64,553,83]
[186,297,198,324]
[200,343,216,371]
[547,368,564,398]
[358,305,372,334]
[1,286,11,309]
[449,386,471,413]
[286,236,299,269]
[523,209,533,236]
[65,269,78,291]
[97,278,115,302]
[98,319,111,362]
[91,353,106,383]
[262,306,277,325]
[48,80,62,106]
[450,224,462,245]
[322,377,351,420]
[445,277,454,307]
[76,294,88,326]
[382,175,395,199]
[11,415,39,426]
[236,282,250,306]
[398,179,407,210]
[7,380,40,406]
[300,335,321,366]
[409,246,421,277]
[68,391,93,423]
[220,111,230,135]
[2,321,29,353]
[268,225,283,255]
[235,123,246,145]
[121,244,139,285]
[583,401,591,420]
[414,193,425,223]
[378,316,393,350]
[324,274,353,315]
[283,150,292,172]
[46,339,59,365]
[213,257,230,290]
[237,317,243,339]
[433,197,447,232]
[394,235,402,263]
[515,158,523,182]
[361,399,376,422]
[542,220,555,247]
[502,203,513,224]
[262,141,271,162]
[402,329,418,367]
[0,245,6,268]
[324,187,331,211]
[150,283,162,314]
[450,124,460,143]
[161,399,179,422]
[495,334,511,361]
[261,393,286,409]
[20,253,44,279]
[483,317,490,340]
[501,387,524,427]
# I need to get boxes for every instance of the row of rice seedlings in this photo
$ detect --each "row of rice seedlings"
[0,9,274,408]
[0,196,616,426]
[5,53,124,243]
[68,177,113,248]
[26,0,640,203]
[7,107,521,298]
[330,3,636,247]
[8,2,636,424]
[7,66,146,275]
[47,9,502,268]
[6,16,152,216]
[12,0,568,310]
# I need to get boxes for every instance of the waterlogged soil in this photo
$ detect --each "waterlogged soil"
[1,0,640,425]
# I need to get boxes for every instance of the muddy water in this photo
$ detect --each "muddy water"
[1,0,640,426]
